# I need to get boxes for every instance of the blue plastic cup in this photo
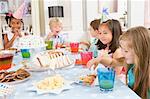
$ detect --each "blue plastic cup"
[97,68,115,92]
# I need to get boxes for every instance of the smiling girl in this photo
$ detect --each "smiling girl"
[87,19,124,75]
[3,14,24,49]
[119,26,150,99]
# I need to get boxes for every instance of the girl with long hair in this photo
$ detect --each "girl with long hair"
[87,19,124,75]
[119,26,150,99]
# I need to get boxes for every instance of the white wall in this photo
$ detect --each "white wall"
[68,0,84,42]
[31,0,40,36]
[86,0,100,29]
[86,0,127,30]
[127,0,145,28]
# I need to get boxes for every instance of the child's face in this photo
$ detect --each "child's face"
[97,24,112,45]
[10,18,22,32]
[51,23,62,35]
[89,26,99,38]
[120,40,135,64]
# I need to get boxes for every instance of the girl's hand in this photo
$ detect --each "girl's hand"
[87,58,99,69]
[97,49,110,59]
[13,29,22,37]
[46,32,55,40]
[87,49,110,69]
[97,49,113,67]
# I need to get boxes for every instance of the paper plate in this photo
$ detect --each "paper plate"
[4,75,31,85]
[31,81,73,95]
[27,75,73,95]
[24,50,75,72]
[75,74,99,86]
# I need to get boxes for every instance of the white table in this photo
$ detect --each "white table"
[10,52,141,99]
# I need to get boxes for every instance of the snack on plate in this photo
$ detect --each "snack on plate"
[7,48,17,52]
[75,59,82,65]
[36,50,73,70]
[79,74,96,85]
[36,75,65,90]
[36,52,51,67]
[0,69,30,83]
[57,44,68,48]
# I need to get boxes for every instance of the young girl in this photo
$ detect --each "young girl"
[87,19,124,75]
[80,19,101,57]
[2,1,26,49]
[80,19,100,49]
[119,26,150,99]
[45,18,66,49]
[3,14,24,49]
[88,26,150,98]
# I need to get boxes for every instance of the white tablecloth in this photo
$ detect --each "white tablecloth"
[9,52,141,99]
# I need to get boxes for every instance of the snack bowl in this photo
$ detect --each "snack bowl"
[27,74,73,95]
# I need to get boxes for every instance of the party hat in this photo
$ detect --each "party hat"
[13,2,26,19]
[101,7,110,23]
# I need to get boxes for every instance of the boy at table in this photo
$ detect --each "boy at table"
[45,18,67,49]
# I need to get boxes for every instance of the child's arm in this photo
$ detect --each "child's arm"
[79,42,91,51]
[101,57,127,68]
[79,33,91,51]
[87,55,126,69]
[3,29,20,49]
[3,34,17,49]
[45,32,55,41]
[87,49,127,68]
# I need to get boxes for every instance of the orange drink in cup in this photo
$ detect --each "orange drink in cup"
[0,53,14,70]
[70,42,79,53]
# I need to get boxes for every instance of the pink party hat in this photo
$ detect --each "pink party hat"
[13,2,26,19]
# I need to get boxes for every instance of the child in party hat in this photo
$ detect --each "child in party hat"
[87,19,126,78]
[3,2,27,49]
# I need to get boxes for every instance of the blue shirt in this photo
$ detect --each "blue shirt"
[88,38,98,58]
[127,64,135,88]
